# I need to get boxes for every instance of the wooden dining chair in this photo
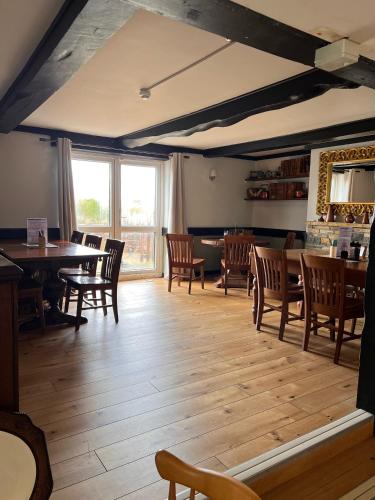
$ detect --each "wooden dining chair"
[65,239,125,331]
[166,234,205,294]
[60,234,103,310]
[221,235,256,295]
[70,230,84,244]
[0,411,53,499]
[155,450,260,500]
[18,278,45,333]
[253,246,304,340]
[284,231,296,250]
[300,254,364,364]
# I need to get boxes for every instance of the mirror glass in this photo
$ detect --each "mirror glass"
[328,161,375,203]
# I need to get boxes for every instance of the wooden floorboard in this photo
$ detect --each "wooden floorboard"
[17,279,360,499]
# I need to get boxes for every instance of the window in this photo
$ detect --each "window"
[72,152,163,277]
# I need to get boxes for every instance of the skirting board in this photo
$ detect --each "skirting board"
[176,409,372,499]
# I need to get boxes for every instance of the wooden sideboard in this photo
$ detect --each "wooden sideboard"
[0,254,23,411]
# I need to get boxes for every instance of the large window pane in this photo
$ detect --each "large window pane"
[121,165,156,226]
[121,232,155,271]
[72,159,111,226]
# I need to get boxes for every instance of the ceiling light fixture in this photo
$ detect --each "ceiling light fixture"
[138,40,235,100]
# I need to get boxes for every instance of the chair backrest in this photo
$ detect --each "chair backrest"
[300,254,346,317]
[166,234,193,268]
[82,234,103,274]
[155,450,260,500]
[100,239,125,283]
[0,411,53,499]
[253,246,288,300]
[71,230,84,244]
[224,235,256,269]
[284,231,296,250]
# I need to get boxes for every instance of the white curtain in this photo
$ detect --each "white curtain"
[168,152,186,234]
[57,138,77,240]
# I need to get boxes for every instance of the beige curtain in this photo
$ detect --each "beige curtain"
[168,152,187,233]
[57,138,77,240]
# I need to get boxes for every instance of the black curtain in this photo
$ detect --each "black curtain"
[357,219,375,413]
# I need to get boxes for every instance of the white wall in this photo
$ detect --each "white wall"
[307,139,375,222]
[183,154,254,228]
[0,131,58,227]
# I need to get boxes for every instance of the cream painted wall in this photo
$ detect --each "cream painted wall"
[306,139,375,222]
[183,155,254,227]
[0,131,58,227]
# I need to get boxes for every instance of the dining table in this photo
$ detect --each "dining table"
[0,240,108,328]
[251,248,368,324]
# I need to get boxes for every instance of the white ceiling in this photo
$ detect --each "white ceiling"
[1,1,373,150]
[0,0,64,99]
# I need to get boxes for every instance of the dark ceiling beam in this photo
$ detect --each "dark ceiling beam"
[120,69,357,147]
[14,125,203,157]
[250,150,311,161]
[203,118,375,157]
[126,0,327,66]
[333,55,375,90]
[0,0,137,133]
[305,133,375,150]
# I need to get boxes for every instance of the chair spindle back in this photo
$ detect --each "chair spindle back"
[300,254,345,317]
[224,235,255,269]
[254,246,288,299]
[100,239,125,283]
[71,230,84,244]
[166,234,193,268]
[82,234,103,274]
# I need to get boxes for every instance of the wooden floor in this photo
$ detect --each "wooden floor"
[18,278,360,500]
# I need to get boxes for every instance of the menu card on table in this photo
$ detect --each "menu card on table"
[336,227,353,258]
[26,218,48,246]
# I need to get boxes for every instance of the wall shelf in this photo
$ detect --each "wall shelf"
[245,174,309,182]
[244,198,308,201]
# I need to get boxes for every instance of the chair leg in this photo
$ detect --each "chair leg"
[64,285,72,313]
[256,291,264,331]
[112,288,119,323]
[334,318,345,364]
[224,269,228,295]
[200,265,204,290]
[168,265,172,292]
[247,273,252,297]
[351,318,357,335]
[75,290,84,332]
[329,317,336,341]
[252,277,258,325]
[188,268,193,294]
[279,302,288,341]
[101,290,107,316]
[37,292,46,333]
[303,310,312,351]
[312,312,318,335]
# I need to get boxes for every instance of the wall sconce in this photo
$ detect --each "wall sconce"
[209,168,217,181]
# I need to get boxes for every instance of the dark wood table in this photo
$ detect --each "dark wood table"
[251,248,368,324]
[0,241,108,328]
[201,238,269,248]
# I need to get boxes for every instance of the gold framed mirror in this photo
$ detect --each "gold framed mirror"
[316,145,375,216]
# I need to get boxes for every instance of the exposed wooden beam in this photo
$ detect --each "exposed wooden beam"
[120,69,357,147]
[0,0,136,133]
[307,133,375,150]
[203,118,375,157]
[126,0,327,65]
[15,125,203,157]
[333,56,375,90]
[250,150,311,161]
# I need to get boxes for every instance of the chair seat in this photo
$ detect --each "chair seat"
[193,258,205,266]
[220,259,251,271]
[66,276,112,288]
[59,267,90,277]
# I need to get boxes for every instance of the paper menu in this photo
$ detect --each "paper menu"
[27,218,48,245]
[336,227,353,257]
